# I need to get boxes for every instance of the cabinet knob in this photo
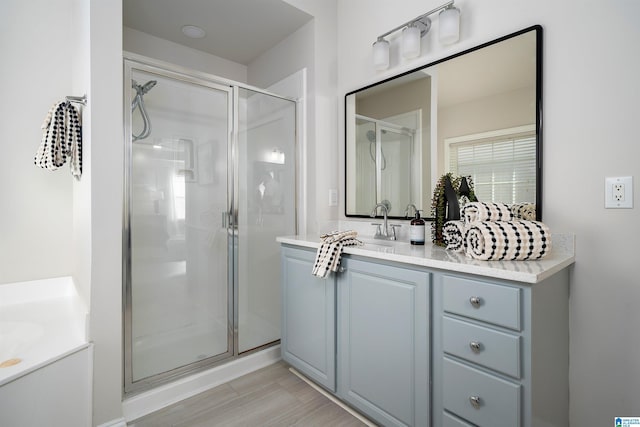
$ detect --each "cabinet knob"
[469,395,481,409]
[469,296,482,308]
[469,341,482,353]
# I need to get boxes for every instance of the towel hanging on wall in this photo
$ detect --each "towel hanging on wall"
[34,100,82,178]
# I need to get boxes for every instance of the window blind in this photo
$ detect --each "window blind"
[449,131,536,204]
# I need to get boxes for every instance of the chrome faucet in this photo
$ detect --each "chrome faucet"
[370,202,400,240]
[404,203,418,218]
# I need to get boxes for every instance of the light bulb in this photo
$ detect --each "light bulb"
[372,39,390,71]
[439,6,460,45]
[402,24,421,59]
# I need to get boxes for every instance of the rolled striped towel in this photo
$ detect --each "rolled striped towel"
[465,220,551,261]
[510,203,537,220]
[443,220,467,253]
[461,202,513,224]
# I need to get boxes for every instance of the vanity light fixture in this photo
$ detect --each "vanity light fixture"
[373,0,460,70]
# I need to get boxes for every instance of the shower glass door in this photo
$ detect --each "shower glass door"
[236,88,296,353]
[380,127,414,216]
[125,66,233,391]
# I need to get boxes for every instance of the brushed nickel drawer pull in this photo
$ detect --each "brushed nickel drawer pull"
[469,341,482,353]
[469,395,481,409]
[469,296,482,307]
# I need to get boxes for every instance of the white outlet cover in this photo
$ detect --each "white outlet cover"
[605,176,633,208]
[328,189,338,207]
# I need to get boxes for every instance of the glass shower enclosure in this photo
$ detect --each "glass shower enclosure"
[354,115,416,217]
[123,58,296,394]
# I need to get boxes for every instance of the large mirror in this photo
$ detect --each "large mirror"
[346,26,542,220]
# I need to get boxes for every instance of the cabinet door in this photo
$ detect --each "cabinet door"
[338,257,430,427]
[281,246,336,391]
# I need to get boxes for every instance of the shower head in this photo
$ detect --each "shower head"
[132,80,157,95]
[141,80,157,94]
[366,130,376,142]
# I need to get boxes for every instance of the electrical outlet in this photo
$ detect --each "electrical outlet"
[613,183,625,202]
[605,176,633,208]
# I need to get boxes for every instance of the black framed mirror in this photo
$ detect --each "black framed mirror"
[345,25,542,220]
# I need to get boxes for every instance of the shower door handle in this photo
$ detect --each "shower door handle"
[222,211,231,229]
[223,211,238,230]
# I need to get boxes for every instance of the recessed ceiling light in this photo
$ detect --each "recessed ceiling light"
[181,25,206,39]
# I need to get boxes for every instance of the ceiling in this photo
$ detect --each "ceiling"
[123,0,313,65]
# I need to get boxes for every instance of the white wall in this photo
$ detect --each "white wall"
[0,0,74,284]
[84,1,124,425]
[276,0,339,233]
[337,1,640,425]
[123,27,248,83]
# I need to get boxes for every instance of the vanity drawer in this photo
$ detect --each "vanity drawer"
[442,276,521,331]
[443,316,521,378]
[443,412,475,427]
[443,358,520,427]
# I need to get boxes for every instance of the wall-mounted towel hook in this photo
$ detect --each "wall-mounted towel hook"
[66,94,87,106]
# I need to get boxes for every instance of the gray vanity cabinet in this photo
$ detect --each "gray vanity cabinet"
[432,271,569,427]
[337,256,430,427]
[281,246,336,391]
[281,246,430,426]
[280,242,570,427]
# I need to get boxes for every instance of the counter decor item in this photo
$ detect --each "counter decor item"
[442,201,552,261]
[410,210,426,245]
[431,173,477,246]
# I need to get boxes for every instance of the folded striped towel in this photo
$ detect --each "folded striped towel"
[510,203,537,220]
[461,202,513,224]
[312,230,362,278]
[443,220,467,253]
[465,220,551,261]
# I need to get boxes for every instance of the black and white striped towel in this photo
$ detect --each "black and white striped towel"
[312,230,362,278]
[465,220,551,261]
[510,203,537,220]
[34,101,82,178]
[443,220,467,253]
[461,202,513,224]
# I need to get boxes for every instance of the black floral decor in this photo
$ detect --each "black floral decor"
[431,173,477,246]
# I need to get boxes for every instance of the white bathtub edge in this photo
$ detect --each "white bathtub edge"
[0,342,91,387]
[122,345,281,422]
[0,276,75,305]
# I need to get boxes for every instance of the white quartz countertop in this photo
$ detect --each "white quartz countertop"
[277,234,575,284]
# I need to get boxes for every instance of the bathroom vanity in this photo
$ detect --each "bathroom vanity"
[278,235,574,427]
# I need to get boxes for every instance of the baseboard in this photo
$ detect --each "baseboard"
[122,345,281,422]
[96,418,127,427]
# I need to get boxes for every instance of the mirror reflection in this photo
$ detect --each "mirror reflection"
[346,26,541,219]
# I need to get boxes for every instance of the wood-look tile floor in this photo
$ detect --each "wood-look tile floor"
[128,361,369,427]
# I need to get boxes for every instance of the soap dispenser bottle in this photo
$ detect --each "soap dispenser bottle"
[410,210,425,245]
